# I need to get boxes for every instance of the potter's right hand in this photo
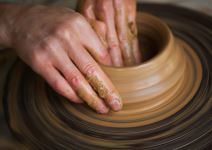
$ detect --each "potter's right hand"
[0,4,122,113]
[79,0,141,66]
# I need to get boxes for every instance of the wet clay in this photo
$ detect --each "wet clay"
[86,74,108,99]
[1,3,212,150]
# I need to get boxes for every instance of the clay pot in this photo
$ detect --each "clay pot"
[71,12,202,127]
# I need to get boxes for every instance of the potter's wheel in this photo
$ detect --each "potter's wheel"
[2,3,212,150]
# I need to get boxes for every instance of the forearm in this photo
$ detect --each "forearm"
[0,3,24,47]
[0,1,78,48]
[0,3,13,47]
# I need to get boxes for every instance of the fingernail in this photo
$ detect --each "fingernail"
[97,103,109,114]
[107,92,123,111]
[113,57,124,67]
[111,99,122,111]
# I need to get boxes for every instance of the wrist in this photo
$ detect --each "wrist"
[0,3,26,47]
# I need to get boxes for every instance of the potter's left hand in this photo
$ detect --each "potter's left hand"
[79,0,141,67]
[0,4,123,114]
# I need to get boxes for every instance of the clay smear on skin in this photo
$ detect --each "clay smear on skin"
[122,22,138,66]
[86,74,108,99]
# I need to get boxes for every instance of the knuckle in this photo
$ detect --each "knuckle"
[63,67,76,78]
[101,5,107,12]
[31,52,43,68]
[52,79,62,92]
[109,41,119,49]
[52,23,69,37]
[39,39,51,50]
[73,12,84,19]
[83,63,96,74]
[99,1,108,12]
[71,12,86,24]
[30,51,50,72]
[68,74,79,84]
[119,36,128,43]
[70,76,82,89]
[85,90,94,99]
[88,98,97,107]
[99,51,110,60]
[62,68,81,86]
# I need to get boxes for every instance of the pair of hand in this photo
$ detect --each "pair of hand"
[0,0,140,113]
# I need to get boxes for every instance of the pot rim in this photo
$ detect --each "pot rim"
[101,13,173,71]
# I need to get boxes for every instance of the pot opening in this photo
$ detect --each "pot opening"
[101,13,170,69]
[138,20,169,63]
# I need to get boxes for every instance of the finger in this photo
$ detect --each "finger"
[125,0,141,64]
[79,0,108,56]
[113,0,135,66]
[39,65,82,103]
[28,37,82,103]
[68,40,123,111]
[72,15,112,66]
[56,56,109,114]
[48,42,109,114]
[132,38,141,64]
[125,0,136,27]
[79,0,96,20]
[95,0,124,67]
[89,20,108,49]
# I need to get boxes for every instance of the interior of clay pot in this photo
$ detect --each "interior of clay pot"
[138,13,170,62]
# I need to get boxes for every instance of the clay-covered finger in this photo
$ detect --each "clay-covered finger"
[68,42,123,111]
[95,0,123,66]
[125,0,141,64]
[113,0,135,66]
[125,0,136,31]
